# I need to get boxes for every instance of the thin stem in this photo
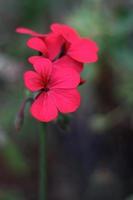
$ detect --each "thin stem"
[39,122,47,200]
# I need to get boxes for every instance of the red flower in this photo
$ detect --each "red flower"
[24,57,80,122]
[51,23,99,63]
[16,23,99,64]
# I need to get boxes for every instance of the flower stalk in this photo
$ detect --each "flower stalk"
[39,122,47,200]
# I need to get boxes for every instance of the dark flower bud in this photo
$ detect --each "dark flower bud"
[14,97,33,132]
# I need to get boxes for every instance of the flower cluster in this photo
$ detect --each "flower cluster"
[16,23,99,122]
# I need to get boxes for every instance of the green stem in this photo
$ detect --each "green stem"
[39,122,47,200]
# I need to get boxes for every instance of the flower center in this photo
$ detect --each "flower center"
[43,88,49,92]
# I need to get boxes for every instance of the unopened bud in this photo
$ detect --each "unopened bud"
[14,97,33,132]
[79,78,86,86]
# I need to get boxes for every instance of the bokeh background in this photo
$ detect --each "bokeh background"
[0,0,133,199]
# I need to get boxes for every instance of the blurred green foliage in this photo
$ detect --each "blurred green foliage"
[66,0,133,106]
[0,190,23,200]
[2,139,28,173]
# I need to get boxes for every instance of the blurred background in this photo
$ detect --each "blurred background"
[0,0,133,199]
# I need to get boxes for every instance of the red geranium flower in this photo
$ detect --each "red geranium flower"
[51,23,99,63]
[24,57,80,122]
[16,23,99,64]
[16,27,83,73]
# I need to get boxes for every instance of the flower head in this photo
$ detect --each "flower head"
[16,23,99,122]
[16,23,99,65]
[51,23,99,63]
[24,57,80,122]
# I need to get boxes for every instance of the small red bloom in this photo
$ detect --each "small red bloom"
[24,57,80,122]
[51,23,99,63]
[16,23,99,64]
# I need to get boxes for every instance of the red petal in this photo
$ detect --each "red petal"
[16,27,45,37]
[32,57,52,78]
[49,67,80,89]
[50,89,80,113]
[24,71,43,92]
[51,23,79,42]
[54,55,83,73]
[27,37,47,54]
[45,33,64,60]
[30,92,58,122]
[68,38,99,63]
[28,56,42,64]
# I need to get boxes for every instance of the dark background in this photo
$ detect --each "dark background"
[0,0,133,199]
